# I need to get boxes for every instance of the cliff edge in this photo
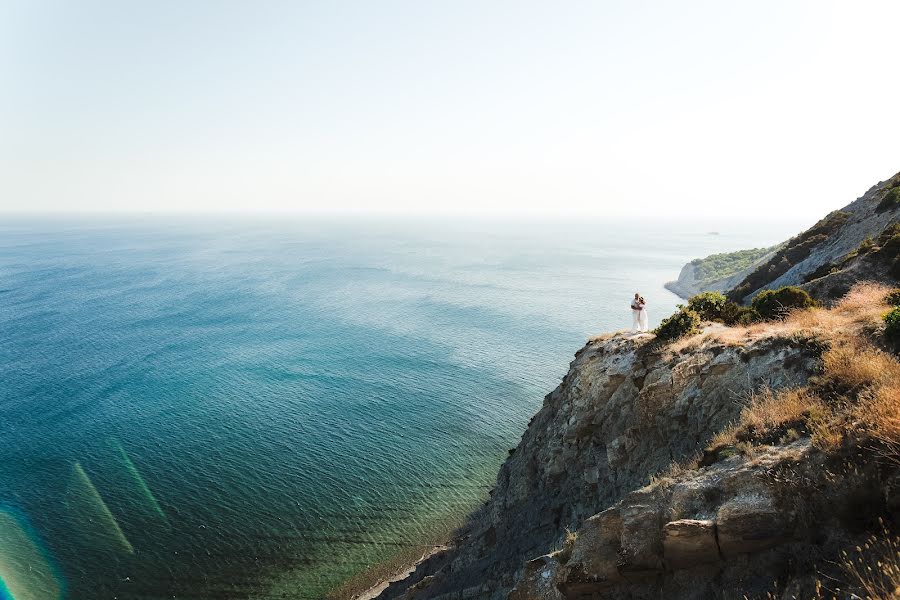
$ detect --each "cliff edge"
[370,171,900,600]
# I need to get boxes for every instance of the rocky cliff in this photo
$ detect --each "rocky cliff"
[371,171,900,600]
[374,331,822,599]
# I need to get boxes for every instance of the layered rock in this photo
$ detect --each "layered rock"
[518,442,806,599]
[510,435,897,599]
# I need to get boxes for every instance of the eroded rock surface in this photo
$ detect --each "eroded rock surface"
[375,332,820,599]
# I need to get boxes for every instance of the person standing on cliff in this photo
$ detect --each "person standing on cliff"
[631,293,648,332]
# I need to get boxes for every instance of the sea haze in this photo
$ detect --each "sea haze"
[0,216,807,598]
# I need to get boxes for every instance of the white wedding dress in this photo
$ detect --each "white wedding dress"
[632,303,649,332]
[639,307,649,331]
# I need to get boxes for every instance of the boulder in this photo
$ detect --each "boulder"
[559,508,623,592]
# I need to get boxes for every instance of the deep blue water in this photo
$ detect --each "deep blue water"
[0,216,807,599]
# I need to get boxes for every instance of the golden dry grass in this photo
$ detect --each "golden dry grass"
[822,343,900,391]
[739,387,825,432]
[705,282,900,455]
[673,282,894,352]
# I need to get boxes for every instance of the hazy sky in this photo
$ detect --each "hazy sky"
[1,1,898,216]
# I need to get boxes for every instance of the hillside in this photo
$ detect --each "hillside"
[727,171,900,304]
[665,246,778,299]
[368,170,900,600]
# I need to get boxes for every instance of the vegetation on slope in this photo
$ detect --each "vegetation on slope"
[802,222,900,288]
[728,210,851,302]
[689,246,777,284]
[662,283,900,599]
[877,184,900,213]
[654,286,816,341]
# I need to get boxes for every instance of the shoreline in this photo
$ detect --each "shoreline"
[349,544,450,600]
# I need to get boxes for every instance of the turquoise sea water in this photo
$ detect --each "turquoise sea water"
[1,216,807,599]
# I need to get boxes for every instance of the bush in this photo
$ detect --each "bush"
[687,292,729,321]
[730,305,762,326]
[751,286,817,320]
[683,291,760,326]
[654,308,700,342]
[885,307,900,345]
[876,187,900,212]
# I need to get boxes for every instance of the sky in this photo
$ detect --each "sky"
[1,0,899,217]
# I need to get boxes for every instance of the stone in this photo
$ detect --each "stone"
[563,507,622,584]
[716,494,787,557]
[618,497,665,576]
[507,554,564,600]
[662,519,719,569]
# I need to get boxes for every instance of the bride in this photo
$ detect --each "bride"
[631,293,649,332]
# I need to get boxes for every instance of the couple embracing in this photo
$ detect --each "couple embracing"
[631,293,649,332]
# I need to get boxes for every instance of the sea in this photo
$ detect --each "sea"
[0,215,808,599]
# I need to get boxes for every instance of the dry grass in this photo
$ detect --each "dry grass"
[705,283,900,456]
[822,344,900,392]
[817,525,900,600]
[740,388,826,432]
[555,527,577,564]
[649,451,703,485]
[676,282,894,351]
[708,388,831,450]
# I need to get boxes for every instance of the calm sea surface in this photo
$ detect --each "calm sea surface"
[1,216,807,599]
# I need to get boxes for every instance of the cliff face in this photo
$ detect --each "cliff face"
[664,261,754,300]
[372,171,900,600]
[376,332,820,599]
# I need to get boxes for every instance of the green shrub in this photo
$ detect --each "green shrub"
[884,307,900,345]
[859,236,875,254]
[684,291,761,326]
[687,292,729,321]
[876,187,900,212]
[881,234,900,260]
[654,308,700,342]
[725,304,761,326]
[751,286,817,320]
[886,289,900,306]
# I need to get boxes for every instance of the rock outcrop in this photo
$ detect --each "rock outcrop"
[510,435,896,600]
[375,332,820,599]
